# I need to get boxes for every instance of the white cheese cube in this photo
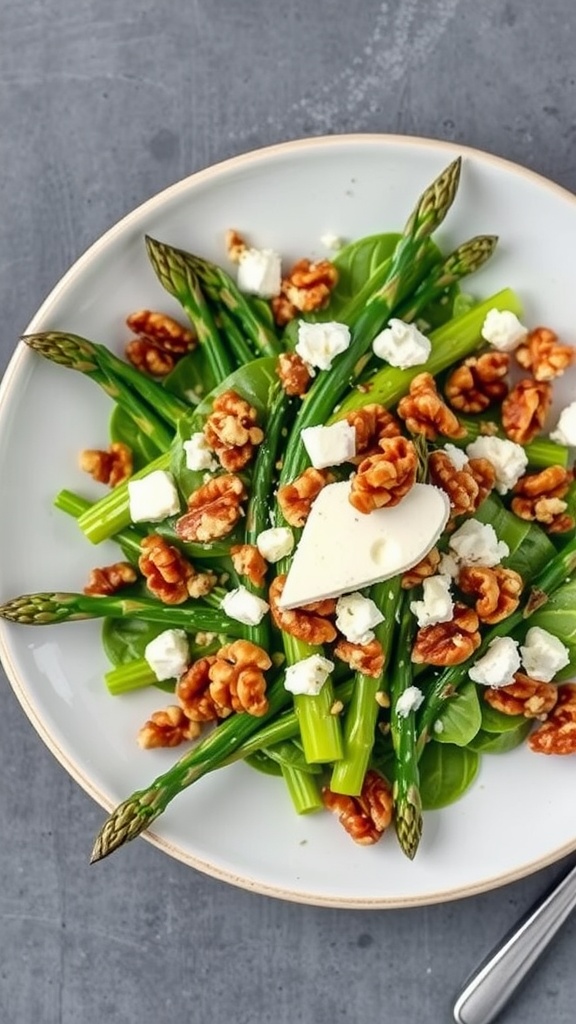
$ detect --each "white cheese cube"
[520,626,570,682]
[550,401,576,447]
[320,232,344,251]
[395,685,425,717]
[335,592,384,645]
[410,575,454,628]
[128,470,181,523]
[284,655,334,696]
[183,432,218,472]
[221,586,269,626]
[295,320,351,372]
[468,637,521,688]
[481,308,528,351]
[144,629,190,681]
[301,420,356,469]
[256,526,294,563]
[448,519,509,568]
[236,247,282,298]
[372,318,431,369]
[466,435,528,495]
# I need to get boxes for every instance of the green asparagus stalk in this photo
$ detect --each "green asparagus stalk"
[392,235,498,324]
[214,307,257,365]
[54,489,145,561]
[454,416,571,470]
[77,451,171,544]
[389,591,423,860]
[145,237,235,384]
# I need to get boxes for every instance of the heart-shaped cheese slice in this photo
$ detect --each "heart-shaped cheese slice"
[279,481,450,610]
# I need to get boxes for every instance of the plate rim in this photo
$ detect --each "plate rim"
[2,131,576,908]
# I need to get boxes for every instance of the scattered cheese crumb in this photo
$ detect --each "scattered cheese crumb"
[372,318,431,369]
[221,586,269,626]
[284,654,334,696]
[335,592,384,645]
[144,629,189,681]
[481,308,528,351]
[520,626,570,682]
[448,519,509,568]
[437,551,460,579]
[466,435,528,494]
[469,637,521,687]
[295,320,351,372]
[441,443,469,471]
[396,686,425,717]
[183,432,218,472]
[410,575,454,628]
[301,420,356,469]
[320,232,344,251]
[550,401,576,447]
[256,526,294,563]
[128,470,181,523]
[237,247,282,298]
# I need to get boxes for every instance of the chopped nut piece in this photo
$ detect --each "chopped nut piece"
[139,534,215,604]
[397,372,467,441]
[276,352,312,396]
[511,466,575,533]
[83,561,137,596]
[125,337,176,376]
[138,706,201,749]
[444,352,510,413]
[515,326,574,382]
[225,229,248,263]
[529,684,576,754]
[349,436,417,514]
[271,258,339,325]
[484,673,558,719]
[208,639,272,717]
[401,547,441,588]
[411,603,481,666]
[79,441,133,487]
[322,770,393,845]
[176,474,247,543]
[176,656,222,722]
[428,450,480,519]
[458,565,523,624]
[333,638,386,678]
[467,457,497,508]
[204,389,264,471]
[268,575,337,644]
[127,310,196,355]
[277,467,334,527]
[230,544,268,588]
[501,378,552,445]
[345,404,402,462]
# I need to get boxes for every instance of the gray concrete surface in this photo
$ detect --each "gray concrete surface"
[1,1,576,1021]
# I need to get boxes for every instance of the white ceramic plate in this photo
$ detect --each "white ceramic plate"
[1,135,575,908]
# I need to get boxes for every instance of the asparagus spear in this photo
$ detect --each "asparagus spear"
[392,234,498,324]
[389,591,423,860]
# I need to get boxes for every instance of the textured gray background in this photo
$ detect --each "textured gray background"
[1,1,576,1022]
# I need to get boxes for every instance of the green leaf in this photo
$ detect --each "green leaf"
[525,577,576,681]
[109,407,163,470]
[480,700,527,734]
[244,750,283,776]
[419,742,480,810]
[101,615,166,667]
[468,721,532,754]
[433,682,482,746]
[163,348,218,406]
[476,494,557,582]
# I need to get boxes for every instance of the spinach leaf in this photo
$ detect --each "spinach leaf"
[476,494,556,582]
[433,682,482,746]
[480,700,526,734]
[164,348,218,406]
[467,721,532,754]
[109,407,163,470]
[419,742,480,810]
[526,577,576,680]
[102,617,168,667]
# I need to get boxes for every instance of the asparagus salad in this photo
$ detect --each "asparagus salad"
[2,157,576,864]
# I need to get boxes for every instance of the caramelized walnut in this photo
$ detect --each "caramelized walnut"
[501,379,552,445]
[175,656,222,722]
[333,638,386,678]
[322,770,393,845]
[515,326,574,382]
[125,337,176,376]
[276,352,312,396]
[83,561,137,596]
[529,684,576,754]
[225,229,248,263]
[79,441,133,487]
[271,258,338,325]
[397,372,467,441]
[428,450,480,519]
[230,544,268,588]
[137,706,201,749]
[458,565,523,624]
[139,534,215,604]
[484,672,558,719]
[345,404,402,462]
[176,474,247,543]
[127,310,196,355]
[203,389,264,472]
[208,640,272,717]
[349,436,417,514]
[269,575,337,644]
[276,467,334,527]
[401,548,441,588]
[467,457,497,508]
[411,603,481,666]
[444,352,510,413]
[511,466,575,534]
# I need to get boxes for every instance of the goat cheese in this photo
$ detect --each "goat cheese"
[469,637,521,688]
[437,551,460,579]
[320,232,343,251]
[128,469,181,523]
[256,526,294,563]
[279,481,450,609]
[520,626,570,682]
[295,320,351,372]
[410,574,454,628]
[441,443,469,471]
[284,654,335,696]
[372,318,431,369]
[301,420,356,469]
[335,592,384,645]
[448,519,509,568]
[550,401,576,447]
[144,629,190,681]
[396,686,425,717]
[236,246,282,298]
[221,586,269,626]
[466,435,528,495]
[481,308,528,352]
[183,431,218,472]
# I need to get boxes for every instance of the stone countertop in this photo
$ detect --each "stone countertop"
[1,2,575,1021]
